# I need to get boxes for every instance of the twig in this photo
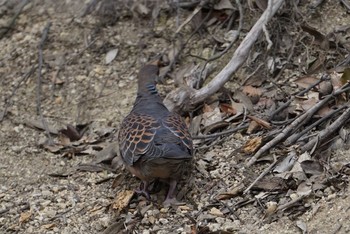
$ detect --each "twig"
[340,0,350,11]
[175,0,209,35]
[270,74,328,121]
[262,24,272,51]
[243,156,277,194]
[200,0,243,78]
[247,83,350,166]
[276,195,305,211]
[164,0,285,112]
[192,123,248,139]
[285,106,346,145]
[301,105,350,153]
[37,22,53,144]
[161,7,213,80]
[0,0,29,39]
[0,66,36,122]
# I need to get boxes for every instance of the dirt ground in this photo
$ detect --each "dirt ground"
[1,1,350,233]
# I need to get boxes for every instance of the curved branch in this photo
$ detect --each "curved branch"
[164,0,285,112]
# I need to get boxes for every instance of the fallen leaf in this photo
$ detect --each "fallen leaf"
[19,211,32,223]
[216,183,244,200]
[294,76,319,89]
[105,48,118,64]
[247,115,271,129]
[112,190,134,211]
[42,223,56,230]
[300,160,323,175]
[214,0,234,10]
[209,207,224,217]
[242,85,263,97]
[247,120,260,134]
[220,103,237,115]
[243,137,262,154]
[24,119,58,135]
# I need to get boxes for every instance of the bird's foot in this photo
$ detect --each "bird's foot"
[163,197,186,207]
[134,188,151,200]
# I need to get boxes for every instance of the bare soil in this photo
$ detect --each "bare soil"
[1,1,350,234]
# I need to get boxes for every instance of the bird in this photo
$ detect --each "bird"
[118,60,193,205]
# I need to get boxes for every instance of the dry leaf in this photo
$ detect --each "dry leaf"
[216,183,244,200]
[112,190,134,211]
[24,119,58,135]
[247,115,271,129]
[294,76,319,89]
[219,103,237,115]
[242,85,263,97]
[105,48,118,64]
[209,207,224,217]
[42,223,56,229]
[243,137,262,154]
[247,120,260,134]
[59,124,83,141]
[214,0,234,10]
[300,160,323,175]
[19,211,32,223]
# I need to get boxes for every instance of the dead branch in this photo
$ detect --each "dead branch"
[0,0,29,39]
[270,74,328,121]
[175,0,209,35]
[300,105,350,153]
[285,106,346,145]
[247,83,350,166]
[243,156,277,194]
[37,22,53,144]
[0,66,36,122]
[200,0,243,78]
[164,0,285,112]
[192,123,248,139]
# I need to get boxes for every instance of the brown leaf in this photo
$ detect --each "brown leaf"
[219,103,237,115]
[216,183,244,200]
[294,76,319,89]
[42,223,56,230]
[49,71,65,85]
[246,120,260,134]
[340,68,350,85]
[300,160,323,175]
[252,177,287,191]
[59,124,82,141]
[112,190,134,211]
[24,119,58,135]
[19,211,32,223]
[247,115,271,129]
[243,137,262,154]
[242,85,263,97]
[111,174,125,189]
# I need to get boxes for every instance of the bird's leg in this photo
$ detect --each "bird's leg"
[135,181,150,200]
[163,179,185,206]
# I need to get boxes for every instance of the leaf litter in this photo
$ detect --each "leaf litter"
[2,0,350,234]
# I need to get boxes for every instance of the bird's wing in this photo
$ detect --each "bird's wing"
[162,113,193,154]
[118,112,160,165]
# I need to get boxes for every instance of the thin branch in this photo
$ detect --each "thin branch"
[200,0,243,78]
[0,66,36,122]
[285,105,346,145]
[175,0,209,35]
[37,22,53,144]
[192,0,285,104]
[270,74,329,121]
[301,105,350,153]
[247,83,350,166]
[0,0,29,39]
[192,123,248,139]
[243,156,277,194]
